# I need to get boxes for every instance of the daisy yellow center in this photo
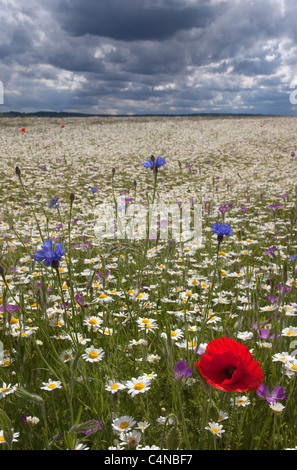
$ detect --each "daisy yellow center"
[10,318,18,325]
[287,331,296,336]
[212,427,219,433]
[134,382,145,391]
[88,319,98,324]
[99,294,107,299]
[0,436,4,442]
[120,421,129,429]
[1,388,9,393]
[185,292,192,297]
[237,400,245,405]
[89,351,98,359]
[142,319,150,324]
[291,365,297,371]
[171,331,177,337]
[111,384,119,390]
[48,383,56,389]
[191,280,199,285]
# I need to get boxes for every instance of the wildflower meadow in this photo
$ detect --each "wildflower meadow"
[1,115,297,451]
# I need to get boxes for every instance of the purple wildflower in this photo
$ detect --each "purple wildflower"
[81,419,102,435]
[276,284,291,295]
[0,305,20,314]
[174,360,192,380]
[48,197,59,209]
[97,270,109,280]
[75,293,84,306]
[264,245,277,255]
[266,204,282,211]
[256,383,287,403]
[219,204,228,214]
[265,295,279,304]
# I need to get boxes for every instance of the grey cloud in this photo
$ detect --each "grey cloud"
[0,0,297,115]
[50,0,221,41]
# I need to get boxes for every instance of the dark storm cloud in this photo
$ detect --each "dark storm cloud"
[1,0,297,115]
[50,0,222,42]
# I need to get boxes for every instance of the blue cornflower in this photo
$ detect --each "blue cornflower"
[48,197,59,209]
[143,156,166,171]
[290,254,297,262]
[211,222,233,242]
[33,239,65,268]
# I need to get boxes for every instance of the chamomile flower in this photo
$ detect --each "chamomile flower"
[112,416,136,433]
[141,372,157,381]
[83,316,103,331]
[272,352,292,363]
[97,293,113,303]
[126,377,151,398]
[156,415,174,425]
[105,380,126,394]
[236,331,253,341]
[136,421,150,432]
[137,317,158,331]
[0,382,17,398]
[133,292,149,301]
[60,349,74,363]
[73,333,91,346]
[230,396,251,407]
[170,328,184,341]
[40,379,63,391]
[74,443,90,450]
[0,429,19,445]
[147,354,160,363]
[205,421,225,438]
[270,402,285,412]
[282,327,297,337]
[119,430,142,448]
[82,345,105,363]
[218,411,228,422]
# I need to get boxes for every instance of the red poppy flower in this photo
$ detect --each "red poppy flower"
[195,336,263,392]
[21,128,26,132]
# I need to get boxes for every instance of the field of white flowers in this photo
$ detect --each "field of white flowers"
[1,115,297,451]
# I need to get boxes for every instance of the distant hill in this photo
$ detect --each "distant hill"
[0,111,99,118]
[0,110,277,118]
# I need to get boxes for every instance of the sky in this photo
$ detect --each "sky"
[1,0,297,115]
